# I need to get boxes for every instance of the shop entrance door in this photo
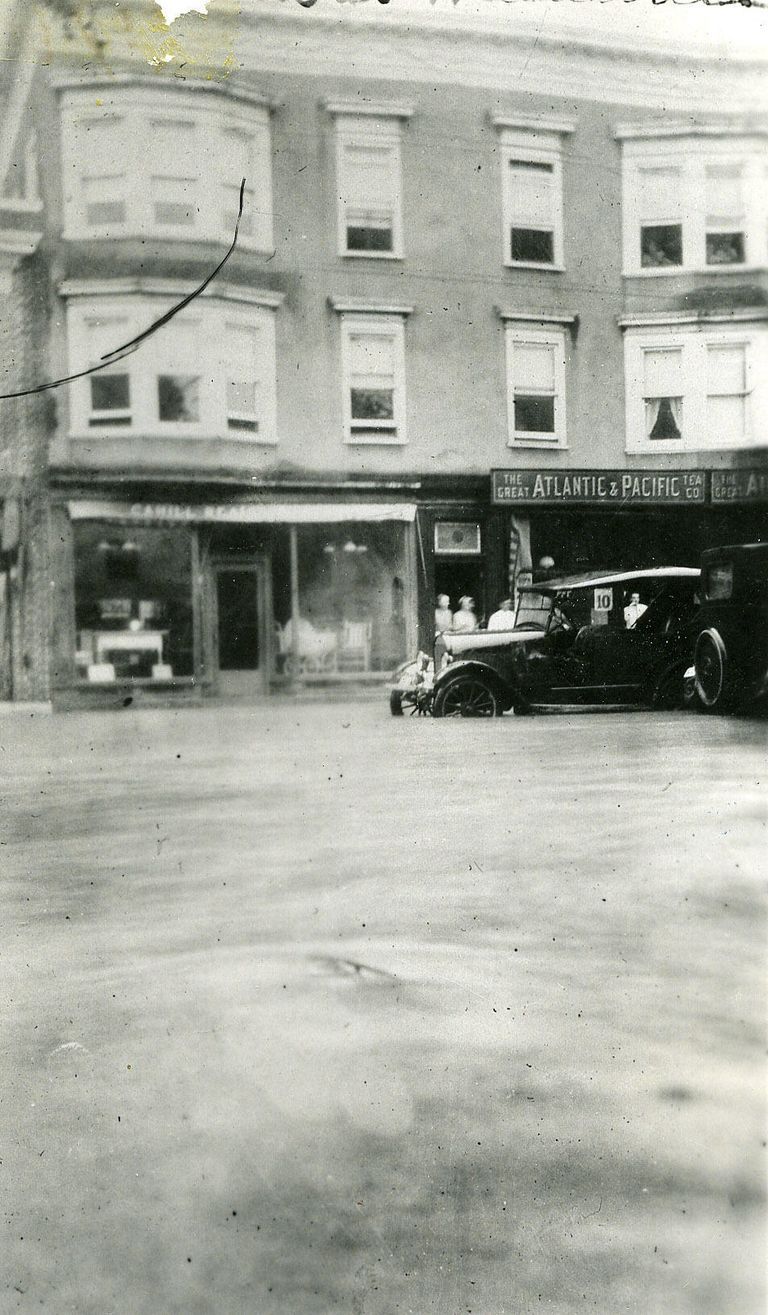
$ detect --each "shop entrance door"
[214,560,270,696]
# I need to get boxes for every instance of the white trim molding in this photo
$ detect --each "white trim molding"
[50,72,276,112]
[490,114,576,136]
[324,99,415,120]
[0,229,42,259]
[329,298,413,317]
[59,279,285,310]
[614,117,768,141]
[496,308,577,326]
[618,309,768,330]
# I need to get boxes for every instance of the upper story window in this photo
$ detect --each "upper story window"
[326,102,414,259]
[499,314,571,449]
[621,316,767,453]
[331,303,410,444]
[617,124,768,275]
[61,85,273,249]
[65,285,281,443]
[492,117,575,271]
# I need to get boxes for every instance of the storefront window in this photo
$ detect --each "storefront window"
[272,522,409,676]
[73,524,194,682]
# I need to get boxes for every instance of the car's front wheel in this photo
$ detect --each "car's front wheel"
[433,675,503,718]
[694,629,731,710]
[389,689,404,716]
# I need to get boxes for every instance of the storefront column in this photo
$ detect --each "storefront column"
[288,524,301,688]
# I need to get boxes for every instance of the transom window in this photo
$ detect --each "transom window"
[67,291,278,443]
[331,109,410,259]
[623,321,767,453]
[504,325,567,448]
[61,85,272,250]
[340,314,407,444]
[619,131,767,274]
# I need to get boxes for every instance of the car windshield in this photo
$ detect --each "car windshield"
[515,591,552,628]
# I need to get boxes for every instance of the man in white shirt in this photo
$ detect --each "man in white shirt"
[487,597,515,630]
[623,592,647,629]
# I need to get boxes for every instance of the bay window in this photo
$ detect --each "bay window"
[617,127,767,274]
[66,286,280,443]
[622,318,767,453]
[61,85,273,249]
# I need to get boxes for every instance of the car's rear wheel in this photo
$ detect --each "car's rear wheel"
[694,629,730,710]
[433,675,503,718]
[389,690,404,716]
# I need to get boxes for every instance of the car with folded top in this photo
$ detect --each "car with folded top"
[430,567,701,717]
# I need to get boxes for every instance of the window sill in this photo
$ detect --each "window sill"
[341,250,403,261]
[504,261,565,273]
[624,264,767,278]
[508,439,568,450]
[344,435,407,446]
[626,441,759,455]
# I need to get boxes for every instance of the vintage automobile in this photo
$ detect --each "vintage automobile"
[693,542,768,712]
[430,567,702,717]
[389,650,434,715]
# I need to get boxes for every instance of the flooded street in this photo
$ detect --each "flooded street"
[1,703,765,1314]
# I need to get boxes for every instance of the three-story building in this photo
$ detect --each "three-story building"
[0,0,766,706]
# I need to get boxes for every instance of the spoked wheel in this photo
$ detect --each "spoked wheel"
[694,629,729,710]
[433,676,502,718]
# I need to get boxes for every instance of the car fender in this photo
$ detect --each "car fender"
[433,659,518,710]
[650,656,689,708]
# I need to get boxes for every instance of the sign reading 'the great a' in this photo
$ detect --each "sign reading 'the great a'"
[491,469,707,505]
[710,468,768,504]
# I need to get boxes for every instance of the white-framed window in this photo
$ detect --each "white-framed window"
[493,120,573,271]
[332,111,408,258]
[340,314,407,444]
[66,290,279,443]
[623,320,767,453]
[618,131,768,275]
[61,85,273,249]
[504,325,567,448]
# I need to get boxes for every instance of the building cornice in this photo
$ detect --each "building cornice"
[618,308,768,329]
[328,298,414,317]
[324,99,415,120]
[58,279,284,309]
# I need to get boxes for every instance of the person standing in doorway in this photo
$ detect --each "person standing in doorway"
[453,596,478,633]
[434,594,453,634]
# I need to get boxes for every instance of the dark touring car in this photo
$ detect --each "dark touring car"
[692,543,768,712]
[431,567,701,717]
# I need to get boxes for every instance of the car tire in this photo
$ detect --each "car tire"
[389,690,404,716]
[433,675,503,718]
[694,629,731,711]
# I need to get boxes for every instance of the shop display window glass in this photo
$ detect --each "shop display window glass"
[73,523,194,682]
[271,522,409,676]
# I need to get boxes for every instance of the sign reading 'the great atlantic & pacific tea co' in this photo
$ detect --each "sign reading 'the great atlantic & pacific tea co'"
[491,469,707,505]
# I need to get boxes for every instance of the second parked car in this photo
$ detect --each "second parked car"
[431,568,701,717]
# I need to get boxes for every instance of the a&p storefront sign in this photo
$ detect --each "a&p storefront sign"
[491,467,768,507]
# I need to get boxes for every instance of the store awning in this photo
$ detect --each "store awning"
[67,501,418,524]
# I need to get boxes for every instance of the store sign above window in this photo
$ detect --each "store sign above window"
[710,468,768,505]
[492,469,708,505]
